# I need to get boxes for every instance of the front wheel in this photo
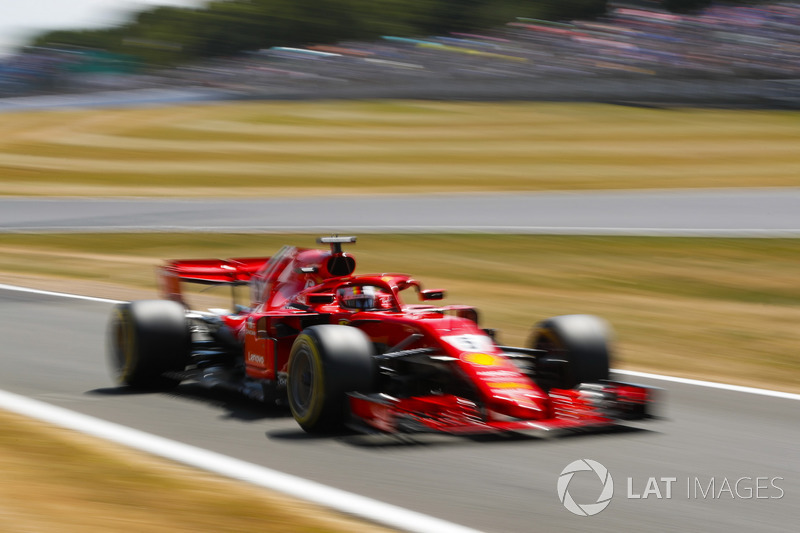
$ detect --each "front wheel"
[108,300,190,389]
[528,314,612,390]
[287,325,376,433]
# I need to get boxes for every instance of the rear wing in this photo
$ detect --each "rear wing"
[159,257,269,303]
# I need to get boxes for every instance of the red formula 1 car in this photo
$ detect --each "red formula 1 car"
[108,236,657,435]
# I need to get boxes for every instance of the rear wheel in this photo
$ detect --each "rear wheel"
[108,300,191,389]
[529,314,611,390]
[287,325,376,433]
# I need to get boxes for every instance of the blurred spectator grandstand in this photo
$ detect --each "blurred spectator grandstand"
[2,2,799,106]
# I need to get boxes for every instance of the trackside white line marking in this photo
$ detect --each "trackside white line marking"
[612,369,800,401]
[1,282,798,401]
[0,283,123,304]
[4,226,800,236]
[0,389,484,533]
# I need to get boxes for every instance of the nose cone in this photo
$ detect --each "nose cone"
[491,390,552,420]
[457,351,552,420]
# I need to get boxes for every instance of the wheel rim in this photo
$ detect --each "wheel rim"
[113,320,126,368]
[289,346,315,418]
[535,331,561,354]
[535,330,570,390]
[111,309,133,378]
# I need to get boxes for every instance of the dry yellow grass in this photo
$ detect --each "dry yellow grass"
[0,410,395,533]
[1,102,798,196]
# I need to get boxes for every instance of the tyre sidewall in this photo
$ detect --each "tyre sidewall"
[287,325,375,432]
[531,314,611,389]
[109,303,137,384]
[108,300,189,389]
[287,332,327,429]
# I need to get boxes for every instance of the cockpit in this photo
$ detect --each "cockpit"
[336,285,397,311]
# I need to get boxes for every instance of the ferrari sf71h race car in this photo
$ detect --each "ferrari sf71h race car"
[108,236,657,435]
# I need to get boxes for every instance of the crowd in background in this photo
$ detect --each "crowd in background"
[2,2,799,98]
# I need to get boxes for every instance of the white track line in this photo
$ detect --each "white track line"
[612,369,800,401]
[4,226,800,237]
[0,389,482,533]
[0,283,123,304]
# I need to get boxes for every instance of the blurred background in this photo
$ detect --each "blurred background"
[1,1,798,106]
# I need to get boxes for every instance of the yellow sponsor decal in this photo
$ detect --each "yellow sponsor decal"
[463,353,498,366]
[486,382,534,390]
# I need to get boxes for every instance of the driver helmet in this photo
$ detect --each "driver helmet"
[338,285,391,310]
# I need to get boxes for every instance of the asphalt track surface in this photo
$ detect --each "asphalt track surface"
[3,188,800,236]
[2,286,799,533]
[0,88,237,113]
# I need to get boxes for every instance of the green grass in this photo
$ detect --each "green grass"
[1,102,798,196]
[2,233,799,392]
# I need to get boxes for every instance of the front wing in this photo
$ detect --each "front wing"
[348,381,659,435]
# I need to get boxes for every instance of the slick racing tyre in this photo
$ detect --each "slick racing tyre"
[108,300,190,389]
[529,314,611,390]
[287,325,377,433]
